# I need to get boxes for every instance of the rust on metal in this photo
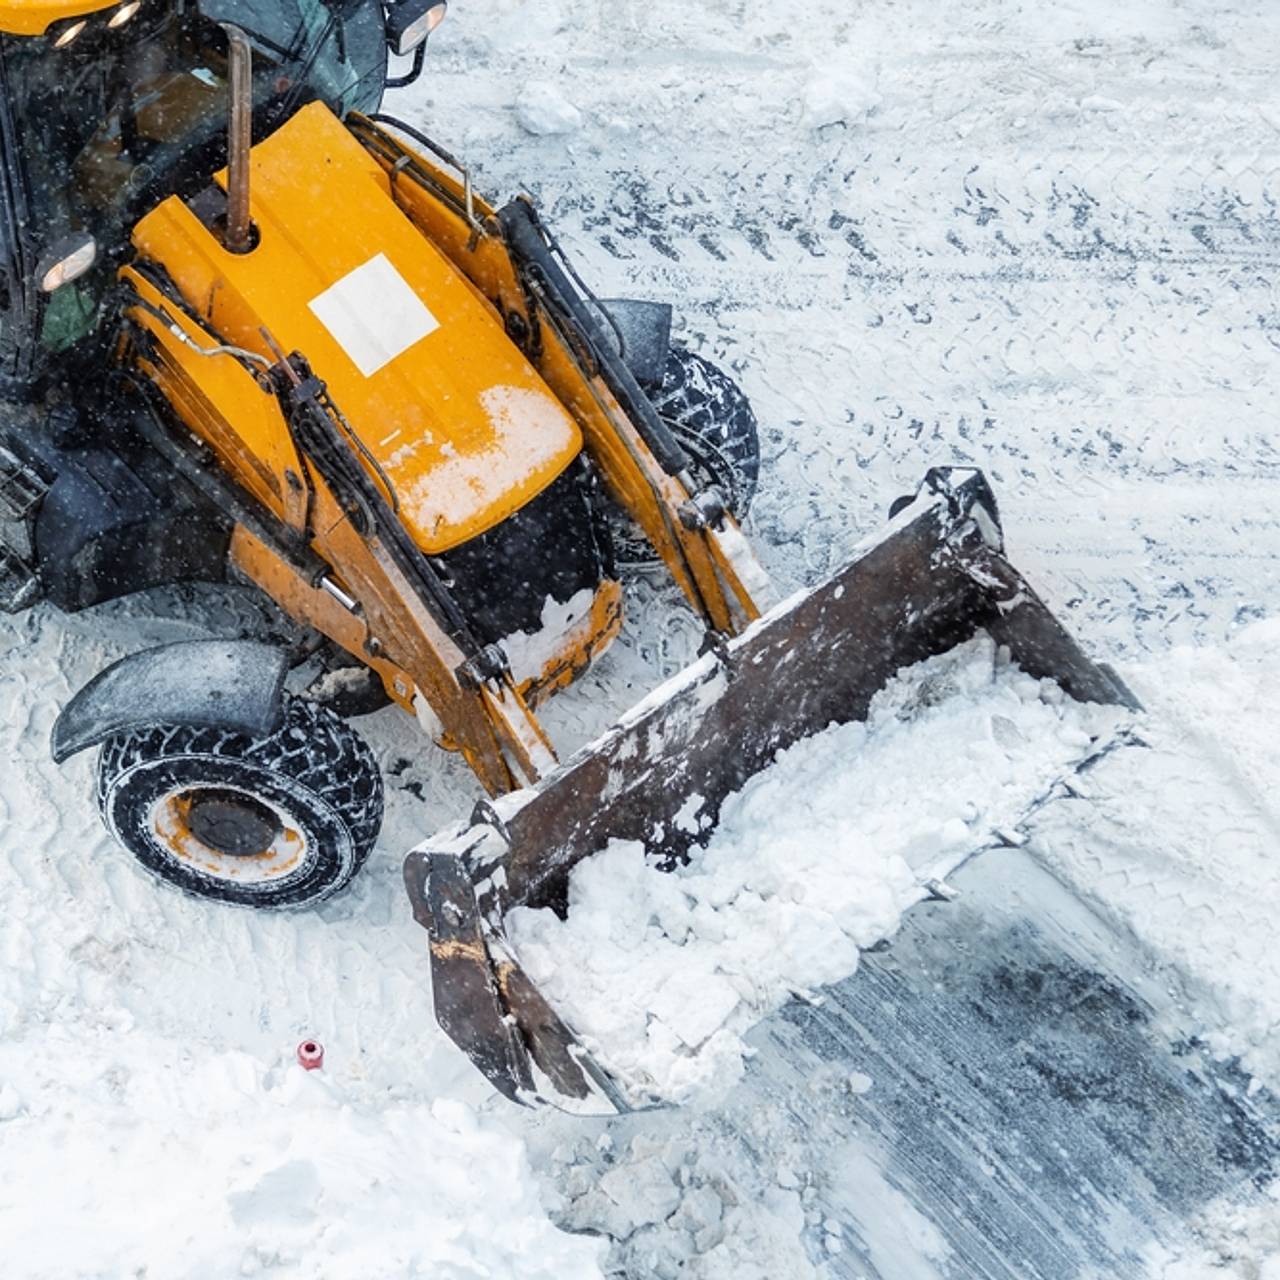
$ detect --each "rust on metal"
[495,960,595,1101]
[222,25,254,253]
[429,937,488,963]
[404,849,535,1103]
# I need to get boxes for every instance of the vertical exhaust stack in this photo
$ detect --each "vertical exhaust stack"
[223,25,254,253]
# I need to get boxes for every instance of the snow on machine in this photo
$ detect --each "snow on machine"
[0,3,1147,1123]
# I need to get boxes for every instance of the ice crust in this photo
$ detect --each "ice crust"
[506,636,1125,1102]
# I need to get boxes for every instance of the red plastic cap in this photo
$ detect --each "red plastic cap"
[297,1039,325,1071]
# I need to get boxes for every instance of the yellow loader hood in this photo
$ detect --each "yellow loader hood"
[131,102,582,554]
[0,1,117,36]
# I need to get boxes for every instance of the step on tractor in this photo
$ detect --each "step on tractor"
[2,3,1140,1112]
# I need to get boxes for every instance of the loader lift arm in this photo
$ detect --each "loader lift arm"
[262,347,558,786]
[350,114,770,637]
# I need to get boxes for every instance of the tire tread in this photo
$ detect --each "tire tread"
[97,697,383,907]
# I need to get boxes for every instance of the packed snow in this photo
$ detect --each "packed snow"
[507,636,1128,1101]
[0,1029,603,1280]
[1035,616,1280,1090]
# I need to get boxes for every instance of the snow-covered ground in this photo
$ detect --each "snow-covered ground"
[3,0,1280,1275]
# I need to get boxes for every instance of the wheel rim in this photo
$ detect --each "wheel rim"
[186,789,282,856]
[151,786,309,885]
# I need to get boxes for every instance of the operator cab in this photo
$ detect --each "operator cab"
[0,0,431,392]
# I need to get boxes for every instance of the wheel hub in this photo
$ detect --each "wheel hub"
[184,789,283,858]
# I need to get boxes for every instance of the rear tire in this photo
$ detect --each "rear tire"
[96,696,383,909]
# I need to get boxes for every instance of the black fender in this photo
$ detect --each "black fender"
[51,640,289,764]
[598,298,674,392]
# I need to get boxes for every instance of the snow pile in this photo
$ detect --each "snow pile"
[0,598,603,1279]
[556,1132,821,1280]
[507,636,1127,1101]
[0,1024,603,1280]
[1033,616,1280,1089]
[1142,1184,1280,1279]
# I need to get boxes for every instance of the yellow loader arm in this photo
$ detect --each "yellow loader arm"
[348,113,770,634]
[118,103,768,797]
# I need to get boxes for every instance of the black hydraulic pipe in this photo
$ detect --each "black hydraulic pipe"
[497,201,692,479]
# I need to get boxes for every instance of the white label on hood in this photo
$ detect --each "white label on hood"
[308,253,439,377]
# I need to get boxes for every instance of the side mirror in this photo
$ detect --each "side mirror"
[385,0,447,57]
[38,234,98,293]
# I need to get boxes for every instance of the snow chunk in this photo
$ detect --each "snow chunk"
[599,1157,682,1233]
[516,81,584,136]
[648,968,740,1050]
[500,587,598,687]
[803,64,881,130]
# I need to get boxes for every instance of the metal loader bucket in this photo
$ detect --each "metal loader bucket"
[404,469,1139,1109]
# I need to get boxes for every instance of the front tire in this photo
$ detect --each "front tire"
[613,346,762,566]
[651,346,761,516]
[96,696,383,909]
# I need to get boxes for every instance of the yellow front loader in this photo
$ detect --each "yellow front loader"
[0,2,1136,1109]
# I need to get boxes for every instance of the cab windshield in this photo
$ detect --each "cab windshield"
[0,0,384,350]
